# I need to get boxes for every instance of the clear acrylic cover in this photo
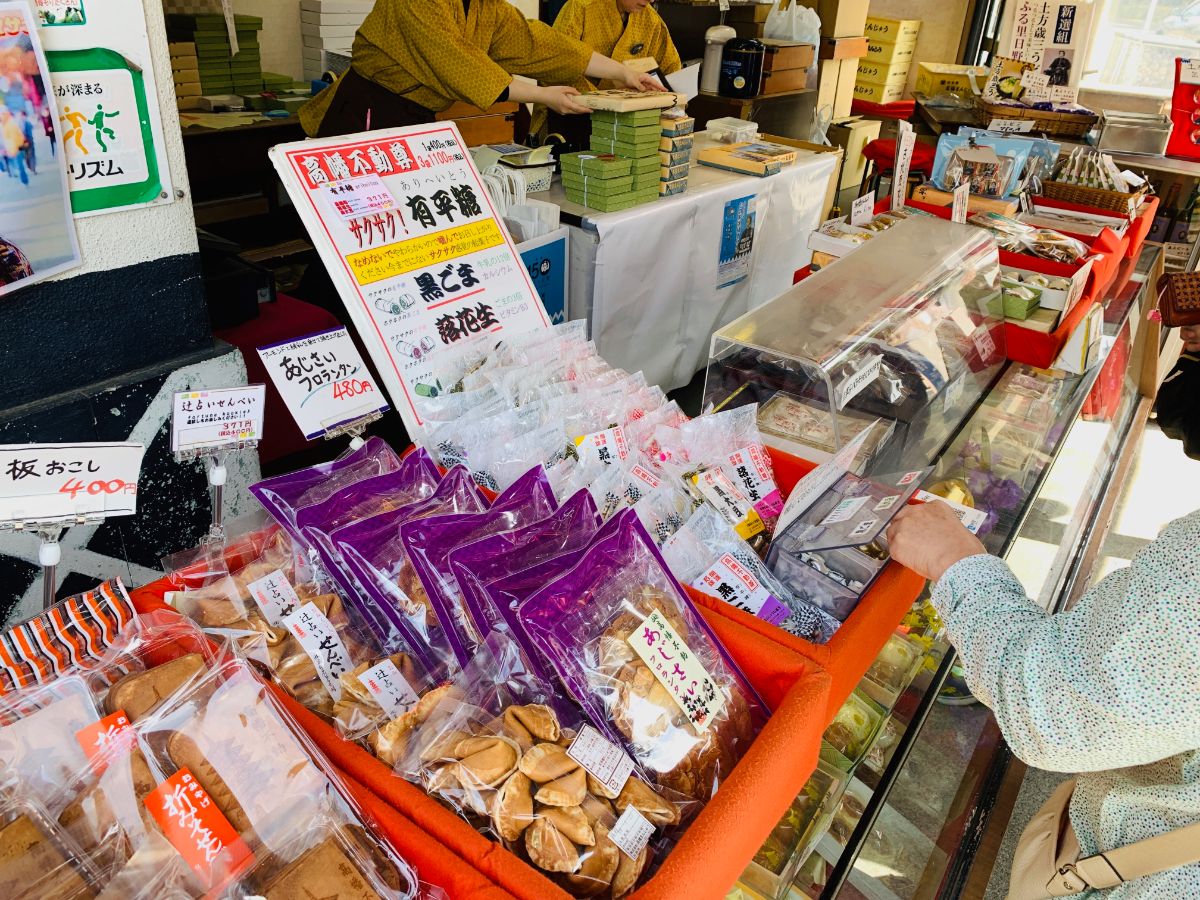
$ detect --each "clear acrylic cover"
[704,217,1003,475]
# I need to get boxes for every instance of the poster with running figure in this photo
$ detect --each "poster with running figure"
[35,0,172,214]
[0,1,81,297]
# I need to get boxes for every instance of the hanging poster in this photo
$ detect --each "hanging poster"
[717,194,756,290]
[0,1,81,298]
[1001,0,1091,89]
[37,0,172,214]
[270,123,552,440]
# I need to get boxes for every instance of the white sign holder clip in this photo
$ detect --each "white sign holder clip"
[322,410,384,450]
[3,513,103,609]
[174,439,259,546]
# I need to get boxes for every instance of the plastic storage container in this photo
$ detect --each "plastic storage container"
[703,216,1004,476]
[707,116,761,144]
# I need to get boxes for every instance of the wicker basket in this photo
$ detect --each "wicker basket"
[1041,180,1147,216]
[975,98,1099,138]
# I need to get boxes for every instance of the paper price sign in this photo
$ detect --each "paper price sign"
[270,123,552,442]
[850,191,876,227]
[0,442,144,523]
[258,327,388,441]
[1049,85,1078,105]
[951,181,970,224]
[1180,58,1200,86]
[891,122,916,210]
[987,118,1035,134]
[171,385,265,454]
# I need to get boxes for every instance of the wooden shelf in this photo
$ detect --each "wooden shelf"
[697,88,814,102]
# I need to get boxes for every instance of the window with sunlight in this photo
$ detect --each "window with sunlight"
[1084,0,1200,96]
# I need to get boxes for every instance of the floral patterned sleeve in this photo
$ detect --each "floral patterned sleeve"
[931,510,1200,773]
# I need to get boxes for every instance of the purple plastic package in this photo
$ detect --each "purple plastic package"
[249,437,401,542]
[401,466,557,668]
[334,466,486,677]
[518,514,766,804]
[450,489,601,639]
[482,510,629,684]
[296,450,441,603]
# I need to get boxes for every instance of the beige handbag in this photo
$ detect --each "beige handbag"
[1009,779,1200,899]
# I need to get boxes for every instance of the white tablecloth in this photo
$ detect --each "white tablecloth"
[540,140,838,391]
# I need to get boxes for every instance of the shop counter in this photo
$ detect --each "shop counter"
[536,138,840,391]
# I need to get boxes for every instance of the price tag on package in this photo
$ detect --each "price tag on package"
[0,442,145,524]
[567,724,635,796]
[357,658,421,718]
[171,385,265,454]
[986,118,1035,134]
[284,601,354,701]
[972,325,997,361]
[609,806,655,860]
[850,190,876,227]
[258,327,389,441]
[951,181,970,224]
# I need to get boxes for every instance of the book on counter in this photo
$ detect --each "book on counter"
[696,141,798,177]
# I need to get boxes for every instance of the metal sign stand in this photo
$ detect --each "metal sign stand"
[174,439,259,547]
[322,410,384,451]
[1,514,102,609]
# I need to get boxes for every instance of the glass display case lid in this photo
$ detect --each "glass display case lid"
[779,467,931,553]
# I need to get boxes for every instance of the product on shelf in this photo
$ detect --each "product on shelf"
[822,690,886,768]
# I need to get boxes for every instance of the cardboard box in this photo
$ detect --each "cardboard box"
[863,39,916,65]
[864,16,921,43]
[660,115,695,137]
[816,57,858,118]
[911,184,1019,216]
[914,62,988,97]
[802,0,870,38]
[761,40,816,72]
[856,60,910,88]
[819,36,869,60]
[697,141,797,177]
[660,177,689,196]
[760,67,810,94]
[828,115,881,188]
[852,80,905,104]
[659,134,694,153]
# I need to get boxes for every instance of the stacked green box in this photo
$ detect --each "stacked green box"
[571,110,665,211]
[560,152,643,211]
[167,14,265,95]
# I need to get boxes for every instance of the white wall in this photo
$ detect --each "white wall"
[239,0,305,80]
[60,0,199,277]
[867,0,971,96]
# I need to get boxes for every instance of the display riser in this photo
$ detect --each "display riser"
[0,344,261,628]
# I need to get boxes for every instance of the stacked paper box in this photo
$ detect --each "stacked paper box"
[855,16,921,105]
[560,152,645,213]
[573,109,664,211]
[167,14,265,96]
[169,42,202,110]
[659,113,694,196]
[300,0,372,81]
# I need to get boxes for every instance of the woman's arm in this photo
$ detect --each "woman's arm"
[888,502,1200,772]
[583,52,665,91]
[505,79,590,115]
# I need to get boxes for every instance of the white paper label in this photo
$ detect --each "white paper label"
[693,469,763,540]
[630,464,662,490]
[1180,59,1200,85]
[246,569,303,626]
[914,490,989,534]
[891,122,916,209]
[986,118,1035,134]
[1120,169,1148,190]
[257,327,389,441]
[320,174,397,221]
[695,553,791,626]
[836,354,883,410]
[820,496,868,525]
[0,442,144,523]
[609,806,655,860]
[627,608,726,731]
[357,658,421,718]
[1020,70,1050,91]
[973,326,997,360]
[849,517,879,538]
[566,724,635,796]
[284,602,353,701]
[1049,85,1078,105]
[943,375,966,413]
[574,426,629,466]
[874,495,899,511]
[1024,84,1051,103]
[775,421,878,535]
[726,444,782,519]
[951,181,970,224]
[850,191,876,227]
[171,386,266,454]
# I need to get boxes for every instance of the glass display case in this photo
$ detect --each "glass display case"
[730,244,1161,900]
[703,217,1006,476]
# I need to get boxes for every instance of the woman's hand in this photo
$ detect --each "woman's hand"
[620,69,666,92]
[1181,324,1200,353]
[885,501,987,582]
[537,85,591,115]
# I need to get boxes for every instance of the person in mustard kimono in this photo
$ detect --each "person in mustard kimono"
[533,0,682,145]
[299,0,662,138]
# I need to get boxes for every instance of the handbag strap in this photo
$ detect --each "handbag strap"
[1072,820,1200,890]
